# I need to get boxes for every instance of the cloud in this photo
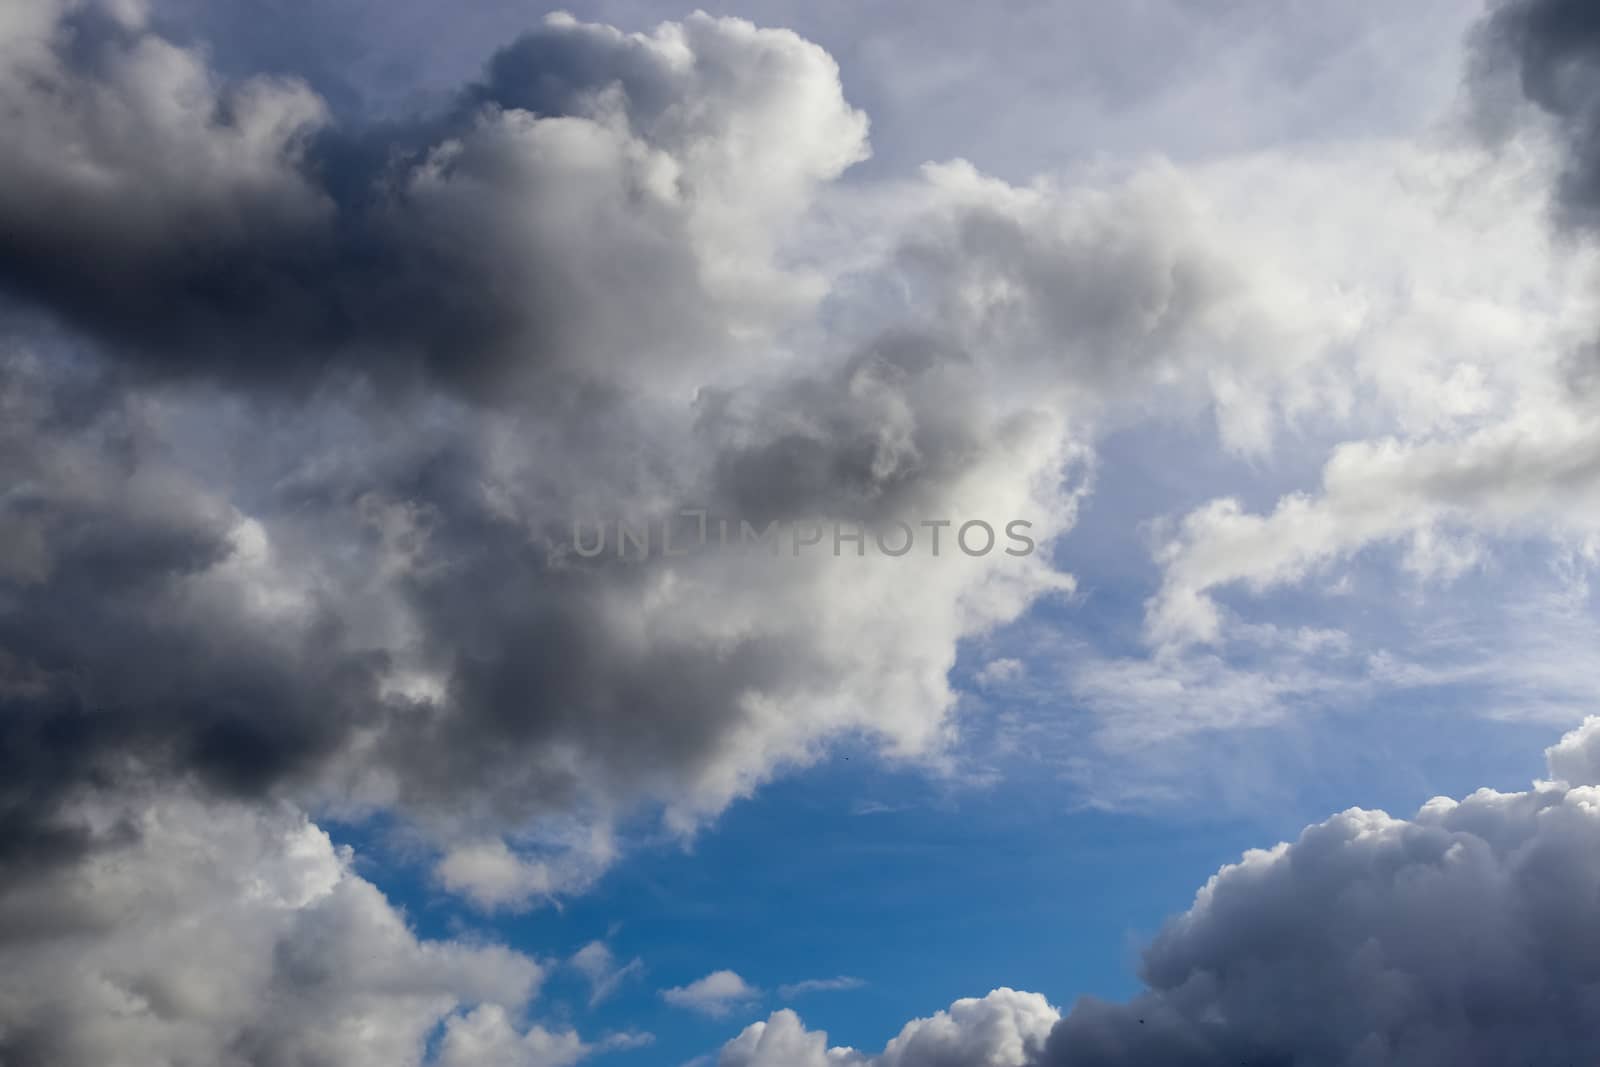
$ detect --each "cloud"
[435,1004,651,1067]
[435,828,617,912]
[1471,0,1600,448]
[1474,0,1600,229]
[1546,715,1600,785]
[571,940,645,1007]
[1127,129,1599,652]
[0,3,868,398]
[1145,404,1600,649]
[1032,744,1600,1064]
[0,2,1075,893]
[778,977,867,1000]
[976,658,1025,687]
[0,349,401,875]
[663,971,762,1018]
[0,0,1323,908]
[716,989,1059,1067]
[0,789,560,1067]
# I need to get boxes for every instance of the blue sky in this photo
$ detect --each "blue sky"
[7,1,1600,1065]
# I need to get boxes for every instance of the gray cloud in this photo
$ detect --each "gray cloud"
[1034,731,1600,1065]
[0,351,402,876]
[0,2,866,399]
[0,3,884,880]
[1476,0,1600,228]
[0,308,1084,901]
[0,1,1266,893]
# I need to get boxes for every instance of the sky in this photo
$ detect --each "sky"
[6,0,1600,1065]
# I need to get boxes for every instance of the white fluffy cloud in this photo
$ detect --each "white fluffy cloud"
[0,791,565,1067]
[663,970,763,1018]
[716,989,1059,1067]
[1132,134,1600,652]
[1147,406,1600,649]
[435,1004,649,1067]
[1546,714,1600,787]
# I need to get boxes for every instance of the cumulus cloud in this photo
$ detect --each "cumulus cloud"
[1546,715,1600,785]
[6,2,1570,1062]
[0,0,1333,909]
[663,971,762,1018]
[0,348,401,875]
[0,5,1164,1051]
[0,790,557,1067]
[0,1,1035,878]
[717,989,1058,1067]
[0,1,868,397]
[1033,750,1600,1064]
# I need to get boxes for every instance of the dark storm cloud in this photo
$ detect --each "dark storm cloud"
[1477,0,1600,227]
[0,354,397,872]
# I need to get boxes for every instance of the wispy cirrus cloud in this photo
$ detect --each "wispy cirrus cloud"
[777,976,867,1000]
[571,940,645,1007]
